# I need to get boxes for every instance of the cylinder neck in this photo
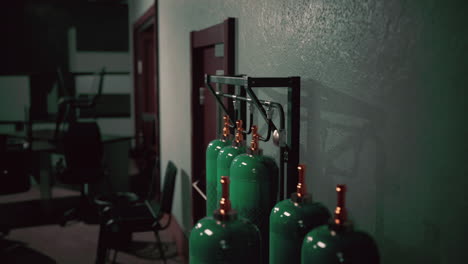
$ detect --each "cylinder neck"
[221,115,231,140]
[291,164,311,203]
[333,184,347,226]
[219,176,231,214]
[214,176,237,221]
[297,164,307,198]
[233,120,244,146]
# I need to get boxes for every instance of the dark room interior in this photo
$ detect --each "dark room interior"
[0,0,467,263]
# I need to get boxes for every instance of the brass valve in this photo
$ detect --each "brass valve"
[235,120,244,143]
[222,115,231,139]
[250,125,259,152]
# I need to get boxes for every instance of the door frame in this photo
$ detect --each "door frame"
[190,17,235,224]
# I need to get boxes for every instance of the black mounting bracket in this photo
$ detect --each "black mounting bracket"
[205,74,300,200]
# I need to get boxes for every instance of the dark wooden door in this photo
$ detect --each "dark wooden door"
[141,30,157,151]
[191,18,235,224]
[135,27,157,151]
[132,4,160,201]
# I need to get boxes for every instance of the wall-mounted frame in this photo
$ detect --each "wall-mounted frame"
[205,74,301,200]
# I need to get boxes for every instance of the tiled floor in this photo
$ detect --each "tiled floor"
[1,187,185,264]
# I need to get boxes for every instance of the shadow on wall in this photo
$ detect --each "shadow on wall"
[301,78,387,233]
[265,78,387,242]
[299,79,442,264]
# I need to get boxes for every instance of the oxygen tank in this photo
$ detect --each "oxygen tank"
[189,176,262,264]
[216,120,246,202]
[301,185,380,264]
[230,125,279,263]
[269,164,331,264]
[205,115,232,216]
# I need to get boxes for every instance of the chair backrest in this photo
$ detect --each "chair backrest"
[159,161,177,215]
[143,154,157,200]
[62,121,103,183]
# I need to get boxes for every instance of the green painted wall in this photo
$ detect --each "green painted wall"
[129,0,468,262]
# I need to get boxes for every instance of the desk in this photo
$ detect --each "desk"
[5,132,132,200]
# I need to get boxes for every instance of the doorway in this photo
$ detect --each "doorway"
[132,4,160,198]
[190,18,235,223]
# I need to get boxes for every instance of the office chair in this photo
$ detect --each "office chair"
[57,120,139,224]
[55,121,110,224]
[57,121,137,224]
[95,161,177,264]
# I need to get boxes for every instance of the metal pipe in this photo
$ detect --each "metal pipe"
[244,86,277,132]
[245,112,254,134]
[208,79,286,135]
[206,82,235,128]
[216,91,285,131]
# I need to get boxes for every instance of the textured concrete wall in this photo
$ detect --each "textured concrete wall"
[130,0,468,262]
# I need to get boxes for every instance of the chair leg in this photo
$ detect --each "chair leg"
[154,231,166,264]
[111,250,118,264]
[96,222,109,264]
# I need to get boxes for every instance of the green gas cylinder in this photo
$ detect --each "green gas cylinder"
[269,164,330,264]
[190,176,262,264]
[301,185,380,264]
[230,126,279,263]
[216,120,246,202]
[206,115,232,216]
